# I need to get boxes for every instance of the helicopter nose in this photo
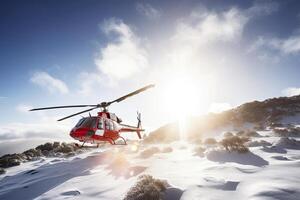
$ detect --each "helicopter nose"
[70,130,75,138]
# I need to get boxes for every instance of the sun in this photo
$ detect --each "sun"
[160,70,209,119]
[162,77,200,117]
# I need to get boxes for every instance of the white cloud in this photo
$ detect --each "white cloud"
[95,19,148,80]
[173,7,248,45]
[16,104,33,113]
[158,6,255,72]
[174,1,278,47]
[248,38,281,63]
[0,112,74,141]
[136,2,161,19]
[250,35,300,55]
[282,87,300,97]
[209,102,232,113]
[280,35,300,54]
[0,122,70,140]
[246,2,300,56]
[30,71,69,94]
[247,0,279,16]
[77,72,103,96]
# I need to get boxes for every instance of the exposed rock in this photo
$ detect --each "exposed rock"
[36,142,54,152]
[0,154,21,168]
[204,138,217,145]
[53,141,60,148]
[23,148,42,160]
[0,142,88,169]
[58,143,81,154]
[224,132,234,138]
[0,167,5,175]
[42,150,50,157]
[273,126,300,137]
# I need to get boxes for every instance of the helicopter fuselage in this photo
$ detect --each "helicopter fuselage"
[69,112,142,145]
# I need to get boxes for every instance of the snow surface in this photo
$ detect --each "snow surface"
[0,134,300,200]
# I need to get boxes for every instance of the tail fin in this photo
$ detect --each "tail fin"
[136,111,142,139]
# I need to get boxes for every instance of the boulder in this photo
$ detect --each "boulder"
[23,148,42,159]
[204,138,217,145]
[0,142,86,169]
[0,155,21,168]
[36,142,54,151]
[58,144,74,154]
[224,132,234,138]
[53,141,60,148]
[42,150,50,157]
[0,167,5,175]
[0,168,5,175]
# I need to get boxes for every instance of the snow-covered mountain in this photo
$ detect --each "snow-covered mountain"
[1,95,300,200]
[146,95,300,143]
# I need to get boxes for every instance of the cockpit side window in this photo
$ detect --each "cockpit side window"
[105,120,110,130]
[98,118,104,130]
[108,121,112,130]
[109,121,113,130]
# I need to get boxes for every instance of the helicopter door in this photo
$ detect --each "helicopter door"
[95,118,104,136]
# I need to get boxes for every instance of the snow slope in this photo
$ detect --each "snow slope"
[0,134,300,200]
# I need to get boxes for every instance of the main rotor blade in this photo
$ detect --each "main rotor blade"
[107,84,155,105]
[57,107,97,121]
[29,105,98,111]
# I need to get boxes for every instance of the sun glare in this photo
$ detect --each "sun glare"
[162,76,201,119]
[162,74,207,117]
[160,72,209,140]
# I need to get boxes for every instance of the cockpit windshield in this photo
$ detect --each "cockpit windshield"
[75,117,97,128]
[75,118,85,127]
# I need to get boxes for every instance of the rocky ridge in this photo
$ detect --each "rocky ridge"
[0,142,88,174]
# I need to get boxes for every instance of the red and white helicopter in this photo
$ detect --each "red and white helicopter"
[30,84,154,146]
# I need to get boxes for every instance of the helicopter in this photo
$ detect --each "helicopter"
[29,84,155,146]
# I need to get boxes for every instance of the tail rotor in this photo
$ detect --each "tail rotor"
[136,111,142,139]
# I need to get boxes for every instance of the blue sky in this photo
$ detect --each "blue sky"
[1,0,300,141]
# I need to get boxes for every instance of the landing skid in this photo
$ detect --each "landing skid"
[74,142,86,148]
[75,136,127,147]
[112,136,127,145]
[81,142,85,148]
